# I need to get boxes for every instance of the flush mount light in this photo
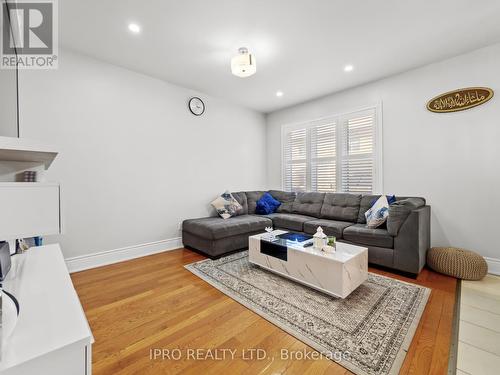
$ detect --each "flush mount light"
[276,91,284,97]
[128,23,141,33]
[231,47,256,78]
[344,64,354,72]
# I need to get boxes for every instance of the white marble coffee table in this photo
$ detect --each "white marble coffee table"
[248,230,368,298]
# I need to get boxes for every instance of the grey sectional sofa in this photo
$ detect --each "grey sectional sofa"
[182,190,430,275]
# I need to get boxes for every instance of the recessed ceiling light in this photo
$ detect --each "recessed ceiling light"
[344,64,354,72]
[276,91,284,97]
[128,23,141,34]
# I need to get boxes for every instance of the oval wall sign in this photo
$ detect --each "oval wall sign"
[427,87,494,113]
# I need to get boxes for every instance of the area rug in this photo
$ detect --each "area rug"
[185,251,430,375]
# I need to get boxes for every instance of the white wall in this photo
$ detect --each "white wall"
[0,68,18,137]
[267,43,500,262]
[19,49,267,259]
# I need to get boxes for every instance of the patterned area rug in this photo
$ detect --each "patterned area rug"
[185,251,430,375]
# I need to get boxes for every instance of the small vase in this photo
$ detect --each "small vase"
[322,245,336,253]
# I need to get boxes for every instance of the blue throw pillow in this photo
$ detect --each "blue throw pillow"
[255,192,281,215]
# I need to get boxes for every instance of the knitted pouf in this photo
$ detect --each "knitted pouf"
[427,247,488,280]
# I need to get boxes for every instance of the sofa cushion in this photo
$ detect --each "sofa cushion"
[303,219,353,238]
[320,193,361,222]
[265,213,316,232]
[269,190,296,213]
[231,191,248,215]
[343,224,394,248]
[246,191,266,214]
[358,195,426,224]
[291,192,325,217]
[183,215,272,240]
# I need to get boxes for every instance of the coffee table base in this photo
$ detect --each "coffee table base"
[249,231,368,299]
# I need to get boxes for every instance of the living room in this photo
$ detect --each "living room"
[0,1,499,374]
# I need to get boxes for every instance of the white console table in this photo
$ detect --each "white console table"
[0,245,93,375]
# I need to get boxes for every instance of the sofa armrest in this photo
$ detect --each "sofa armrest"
[393,206,431,274]
[387,197,426,236]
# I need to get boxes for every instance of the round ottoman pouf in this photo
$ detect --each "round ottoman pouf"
[427,247,488,280]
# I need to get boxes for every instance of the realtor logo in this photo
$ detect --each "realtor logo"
[1,0,58,69]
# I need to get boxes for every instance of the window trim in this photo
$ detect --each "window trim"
[281,103,383,194]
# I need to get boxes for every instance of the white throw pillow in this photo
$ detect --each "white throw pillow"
[211,191,242,219]
[365,195,389,228]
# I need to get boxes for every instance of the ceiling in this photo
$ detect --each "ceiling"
[60,0,500,113]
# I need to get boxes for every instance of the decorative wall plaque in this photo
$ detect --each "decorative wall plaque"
[427,87,494,113]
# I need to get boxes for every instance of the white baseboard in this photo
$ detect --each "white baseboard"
[485,257,500,276]
[65,237,183,273]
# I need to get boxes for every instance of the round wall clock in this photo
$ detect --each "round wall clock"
[188,97,205,116]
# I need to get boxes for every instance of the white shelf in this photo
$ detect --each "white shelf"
[0,136,58,169]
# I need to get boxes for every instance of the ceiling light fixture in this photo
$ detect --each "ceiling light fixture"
[276,91,284,97]
[128,23,141,34]
[344,64,354,72]
[231,47,256,78]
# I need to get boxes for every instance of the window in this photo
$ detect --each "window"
[282,107,381,193]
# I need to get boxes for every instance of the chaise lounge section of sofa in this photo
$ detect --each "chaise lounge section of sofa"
[182,190,430,275]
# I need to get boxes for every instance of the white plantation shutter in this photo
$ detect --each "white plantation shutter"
[283,128,307,191]
[282,107,380,193]
[310,121,336,192]
[341,110,375,193]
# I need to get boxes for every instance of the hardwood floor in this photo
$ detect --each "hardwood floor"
[71,248,457,375]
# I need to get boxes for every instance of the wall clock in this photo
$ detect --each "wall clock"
[188,97,205,116]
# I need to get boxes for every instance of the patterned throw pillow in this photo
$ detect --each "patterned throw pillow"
[370,194,396,206]
[211,191,243,219]
[365,195,389,228]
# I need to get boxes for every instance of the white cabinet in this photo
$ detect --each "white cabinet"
[0,182,61,240]
[0,245,93,375]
